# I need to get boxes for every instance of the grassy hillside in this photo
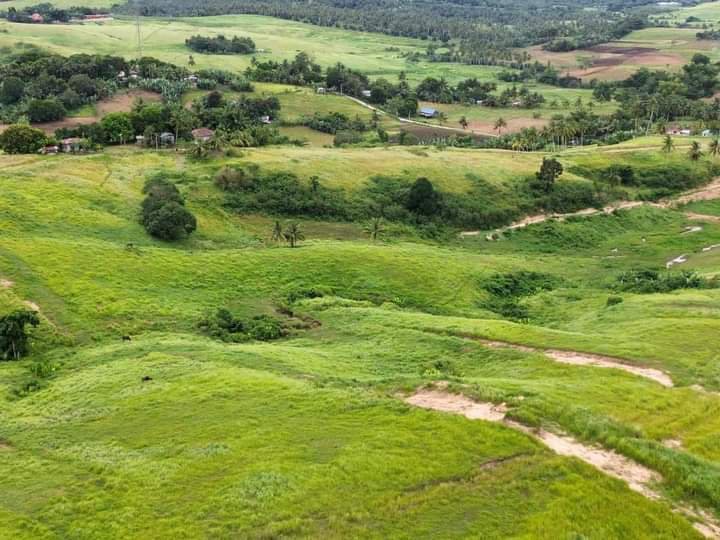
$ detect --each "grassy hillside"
[1,130,720,536]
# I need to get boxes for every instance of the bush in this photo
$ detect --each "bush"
[615,269,715,293]
[0,309,40,360]
[606,296,624,307]
[0,125,47,154]
[140,175,197,241]
[333,130,363,146]
[198,309,285,342]
[483,271,558,298]
[27,98,66,123]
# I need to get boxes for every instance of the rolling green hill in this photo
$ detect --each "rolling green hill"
[1,132,720,536]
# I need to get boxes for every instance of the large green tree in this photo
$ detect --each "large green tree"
[0,309,40,361]
[0,125,47,154]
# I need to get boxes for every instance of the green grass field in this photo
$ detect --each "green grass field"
[0,14,607,127]
[1,140,720,535]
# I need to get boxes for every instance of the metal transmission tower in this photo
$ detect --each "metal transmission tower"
[135,0,143,59]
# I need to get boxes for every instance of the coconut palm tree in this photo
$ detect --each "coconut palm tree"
[688,140,703,161]
[709,138,720,159]
[494,117,507,136]
[271,221,283,243]
[283,222,304,248]
[662,134,674,153]
[364,217,385,241]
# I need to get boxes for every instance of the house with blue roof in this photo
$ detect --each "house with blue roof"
[419,107,438,118]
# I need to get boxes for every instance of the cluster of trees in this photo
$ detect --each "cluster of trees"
[140,175,197,241]
[1,3,107,24]
[615,269,717,293]
[498,62,585,89]
[0,50,125,123]
[213,161,602,232]
[245,53,323,85]
[302,112,368,134]
[118,0,650,60]
[185,34,256,55]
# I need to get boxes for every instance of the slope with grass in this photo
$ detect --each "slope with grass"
[1,138,720,536]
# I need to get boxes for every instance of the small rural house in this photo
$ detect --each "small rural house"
[41,144,59,155]
[135,135,145,146]
[30,13,44,23]
[191,128,214,142]
[666,125,692,136]
[702,129,713,137]
[61,138,83,153]
[260,115,272,124]
[159,132,175,146]
[316,87,326,94]
[419,107,438,118]
[361,90,372,98]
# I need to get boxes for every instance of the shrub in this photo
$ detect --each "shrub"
[606,296,624,307]
[198,309,285,342]
[333,130,363,146]
[615,269,715,293]
[140,175,197,241]
[0,125,47,154]
[27,98,66,123]
[0,309,40,360]
[483,271,558,298]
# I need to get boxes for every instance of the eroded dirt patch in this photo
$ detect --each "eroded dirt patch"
[405,388,661,498]
[96,90,161,116]
[405,387,720,537]
[405,389,507,421]
[0,279,13,288]
[23,300,40,312]
[478,338,673,387]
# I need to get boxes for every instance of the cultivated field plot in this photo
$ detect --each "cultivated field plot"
[0,15,605,127]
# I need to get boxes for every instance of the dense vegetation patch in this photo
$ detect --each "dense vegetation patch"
[198,308,285,341]
[185,34,256,55]
[140,174,197,241]
[614,269,718,293]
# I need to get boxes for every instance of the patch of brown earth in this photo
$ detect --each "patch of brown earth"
[674,178,720,205]
[478,338,673,387]
[405,388,661,499]
[0,279,13,288]
[468,117,548,135]
[662,438,683,450]
[405,387,720,537]
[96,90,160,116]
[0,116,97,135]
[686,212,720,223]
[405,389,507,421]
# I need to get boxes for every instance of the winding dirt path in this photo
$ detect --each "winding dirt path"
[462,177,720,238]
[478,338,674,387]
[405,387,720,538]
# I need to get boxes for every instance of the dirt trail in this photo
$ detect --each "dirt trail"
[406,388,660,497]
[405,387,720,538]
[463,178,720,238]
[478,338,674,387]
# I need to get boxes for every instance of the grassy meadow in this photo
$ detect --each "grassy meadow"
[1,139,720,535]
[0,14,608,130]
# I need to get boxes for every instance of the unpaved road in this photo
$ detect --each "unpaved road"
[463,177,720,238]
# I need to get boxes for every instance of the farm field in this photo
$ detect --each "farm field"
[1,138,720,536]
[527,4,720,82]
[0,15,607,131]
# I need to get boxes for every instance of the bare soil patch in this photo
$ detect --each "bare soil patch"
[405,387,720,537]
[478,338,673,387]
[23,300,40,312]
[405,388,508,421]
[405,387,661,498]
[468,117,548,135]
[0,279,13,288]
[96,90,160,116]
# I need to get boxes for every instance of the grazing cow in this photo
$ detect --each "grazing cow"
[141,375,153,382]
[122,335,132,341]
